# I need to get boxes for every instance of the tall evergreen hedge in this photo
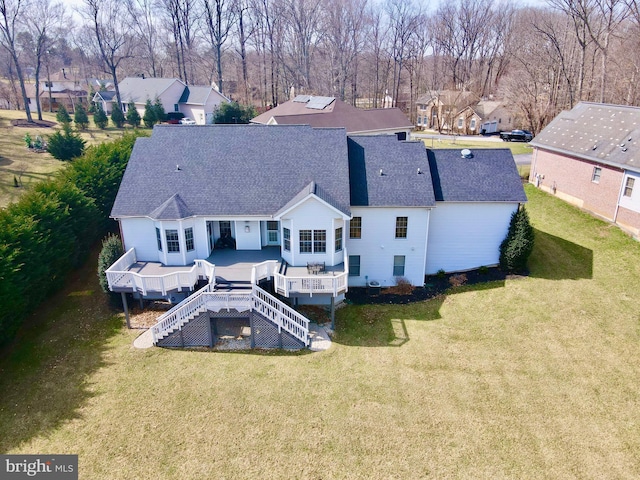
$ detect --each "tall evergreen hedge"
[0,132,145,347]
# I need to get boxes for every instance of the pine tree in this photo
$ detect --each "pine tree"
[94,103,108,129]
[47,123,86,161]
[499,206,535,273]
[126,101,141,128]
[74,104,89,130]
[153,97,166,123]
[143,99,155,128]
[111,102,125,128]
[56,105,71,125]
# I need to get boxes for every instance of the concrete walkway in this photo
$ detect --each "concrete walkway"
[133,321,332,351]
[308,323,332,351]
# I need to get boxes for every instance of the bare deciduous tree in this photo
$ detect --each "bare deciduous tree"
[0,0,32,121]
[81,0,135,111]
[23,0,65,120]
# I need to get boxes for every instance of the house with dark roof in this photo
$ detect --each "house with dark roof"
[530,102,640,239]
[93,91,117,113]
[106,125,525,348]
[251,95,413,138]
[111,77,229,124]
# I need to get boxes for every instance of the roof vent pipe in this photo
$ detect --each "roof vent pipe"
[417,167,422,175]
[379,169,383,176]
[175,164,181,171]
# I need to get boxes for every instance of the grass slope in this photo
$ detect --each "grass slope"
[0,110,149,207]
[1,185,639,479]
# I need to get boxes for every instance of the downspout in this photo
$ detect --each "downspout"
[530,147,539,184]
[422,207,431,279]
[613,172,627,224]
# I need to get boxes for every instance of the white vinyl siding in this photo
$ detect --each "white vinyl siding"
[426,202,518,274]
[346,207,430,287]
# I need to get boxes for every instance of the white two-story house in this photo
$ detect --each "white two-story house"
[106,125,525,348]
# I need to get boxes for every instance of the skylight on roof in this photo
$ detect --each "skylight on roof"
[293,95,311,103]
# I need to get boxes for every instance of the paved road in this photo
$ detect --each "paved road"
[410,132,532,166]
[411,132,506,143]
[514,153,532,166]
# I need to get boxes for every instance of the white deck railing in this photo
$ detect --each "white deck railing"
[252,286,309,345]
[251,260,279,284]
[151,282,214,344]
[106,249,216,296]
[150,284,310,346]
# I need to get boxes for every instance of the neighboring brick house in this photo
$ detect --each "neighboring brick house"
[530,102,640,239]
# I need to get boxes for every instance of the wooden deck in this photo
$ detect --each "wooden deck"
[107,246,347,297]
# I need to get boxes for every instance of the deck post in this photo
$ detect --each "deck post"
[330,296,335,330]
[121,292,131,329]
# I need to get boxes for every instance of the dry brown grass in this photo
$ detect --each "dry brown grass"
[0,186,639,479]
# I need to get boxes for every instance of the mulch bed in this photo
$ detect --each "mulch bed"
[345,267,522,305]
[11,119,55,128]
[127,300,172,329]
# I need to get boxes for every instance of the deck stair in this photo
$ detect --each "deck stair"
[150,283,310,347]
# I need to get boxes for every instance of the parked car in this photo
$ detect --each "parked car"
[500,129,533,142]
[166,112,184,124]
[179,117,196,125]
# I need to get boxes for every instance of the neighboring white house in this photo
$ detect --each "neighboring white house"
[96,77,229,124]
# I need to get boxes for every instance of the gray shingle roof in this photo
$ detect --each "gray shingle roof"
[252,97,413,133]
[348,136,436,207]
[530,102,640,174]
[95,91,116,102]
[118,77,184,104]
[149,194,194,220]
[111,125,352,218]
[179,86,212,105]
[427,148,527,202]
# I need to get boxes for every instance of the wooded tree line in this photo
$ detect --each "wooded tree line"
[1,0,640,132]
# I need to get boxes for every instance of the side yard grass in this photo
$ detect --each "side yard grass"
[0,185,639,479]
[0,109,149,207]
[418,135,534,155]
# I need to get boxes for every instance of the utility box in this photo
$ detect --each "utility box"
[367,281,380,295]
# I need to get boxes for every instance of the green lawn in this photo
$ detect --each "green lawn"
[1,185,639,479]
[0,109,149,207]
[418,135,534,155]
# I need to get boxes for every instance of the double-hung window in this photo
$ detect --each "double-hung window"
[299,230,312,253]
[393,255,405,276]
[313,230,326,253]
[166,229,180,253]
[624,177,635,197]
[156,227,162,251]
[395,217,408,238]
[350,217,362,239]
[185,227,194,251]
[335,227,343,252]
[349,255,360,276]
[283,228,291,252]
[592,167,602,183]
